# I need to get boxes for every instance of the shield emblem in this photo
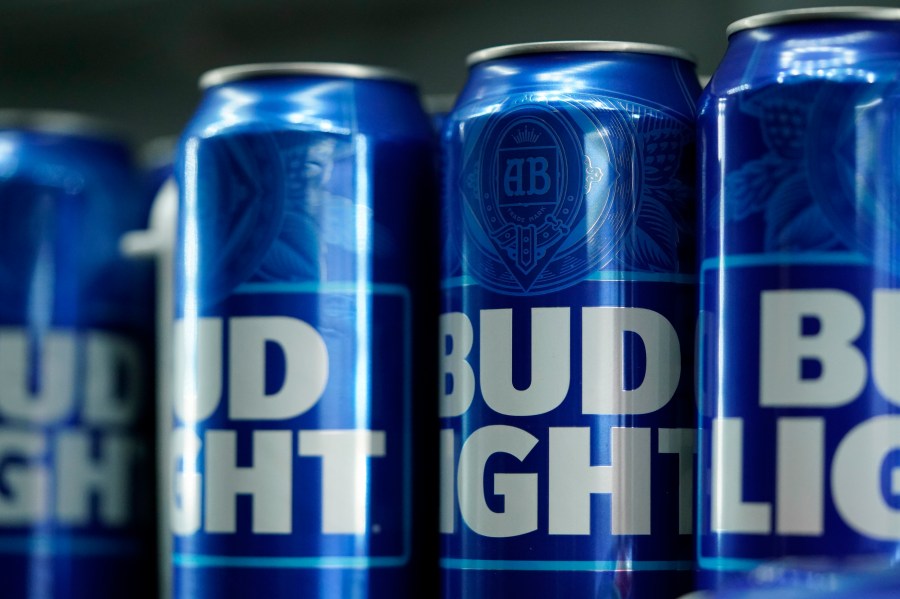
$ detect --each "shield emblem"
[457,97,638,294]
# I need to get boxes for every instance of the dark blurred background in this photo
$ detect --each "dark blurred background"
[1,0,898,144]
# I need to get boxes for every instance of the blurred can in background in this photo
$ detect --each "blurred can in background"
[440,41,700,598]
[697,7,900,590]
[171,63,438,598]
[0,111,156,598]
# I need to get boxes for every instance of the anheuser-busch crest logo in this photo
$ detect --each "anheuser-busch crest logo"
[458,97,693,295]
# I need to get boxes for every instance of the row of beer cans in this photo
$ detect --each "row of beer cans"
[1,5,899,599]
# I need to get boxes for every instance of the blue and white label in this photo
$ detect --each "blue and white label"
[0,327,148,547]
[699,259,900,569]
[172,287,410,567]
[440,280,695,569]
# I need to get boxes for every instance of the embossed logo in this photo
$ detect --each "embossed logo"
[487,116,576,286]
[457,98,691,295]
[459,103,604,294]
[499,124,557,206]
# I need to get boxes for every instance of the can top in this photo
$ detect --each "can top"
[466,40,696,67]
[198,62,416,89]
[727,6,900,37]
[0,109,128,144]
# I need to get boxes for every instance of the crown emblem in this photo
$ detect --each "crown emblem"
[512,126,540,144]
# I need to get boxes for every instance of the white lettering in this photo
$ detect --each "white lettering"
[440,428,456,534]
[0,329,76,424]
[480,308,570,417]
[83,332,143,427]
[457,425,538,538]
[712,417,770,534]
[582,307,680,415]
[439,313,475,418]
[776,417,824,535]
[0,428,49,524]
[298,430,386,534]
[229,317,328,421]
[658,428,696,535]
[55,430,136,526]
[760,290,865,408]
[872,291,900,406]
[549,427,651,535]
[205,430,293,534]
[832,415,900,540]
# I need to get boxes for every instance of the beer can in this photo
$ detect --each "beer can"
[0,110,156,597]
[697,7,900,590]
[171,63,438,597]
[440,41,700,598]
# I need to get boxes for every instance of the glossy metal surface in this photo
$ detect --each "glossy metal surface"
[441,46,699,598]
[172,68,437,598]
[698,16,900,590]
[0,120,156,598]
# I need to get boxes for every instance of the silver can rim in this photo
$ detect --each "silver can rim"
[0,109,129,144]
[727,6,900,37]
[466,41,696,67]
[199,62,416,89]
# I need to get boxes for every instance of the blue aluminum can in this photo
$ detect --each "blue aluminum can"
[440,41,700,598]
[0,111,156,598]
[172,63,438,598]
[697,7,900,590]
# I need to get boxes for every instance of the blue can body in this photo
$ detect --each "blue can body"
[0,120,156,597]
[698,11,900,590]
[172,67,438,598]
[440,45,700,598]
[697,561,900,598]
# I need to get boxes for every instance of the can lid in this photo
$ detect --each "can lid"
[0,109,129,144]
[199,62,416,89]
[727,6,900,37]
[466,41,696,67]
